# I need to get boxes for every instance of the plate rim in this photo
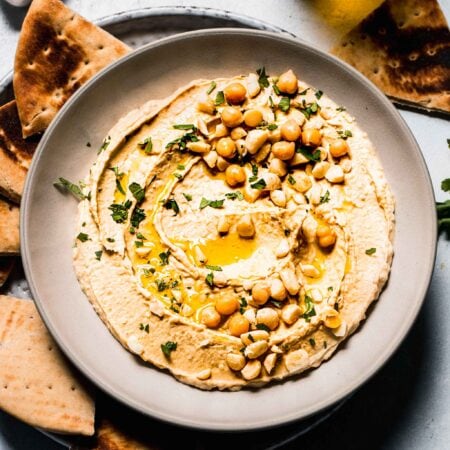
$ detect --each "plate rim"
[21,27,437,431]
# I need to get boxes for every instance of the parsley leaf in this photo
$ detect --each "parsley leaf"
[250,178,267,190]
[296,145,321,162]
[53,177,87,201]
[155,279,168,292]
[365,248,377,255]
[267,123,278,131]
[302,295,316,321]
[77,232,89,242]
[109,200,132,223]
[315,90,323,100]
[199,198,225,209]
[95,250,102,260]
[320,190,330,204]
[135,240,144,248]
[166,132,199,150]
[309,338,316,347]
[138,136,153,154]
[256,324,271,332]
[98,136,111,154]
[205,265,223,271]
[161,341,177,358]
[159,251,170,265]
[272,83,281,95]
[288,174,296,185]
[337,129,353,140]
[129,182,145,202]
[140,323,150,333]
[215,91,225,106]
[164,199,180,215]
[130,207,146,228]
[177,164,185,170]
[298,101,319,119]
[256,67,270,88]
[207,81,217,95]
[205,272,214,288]
[441,178,450,192]
[336,106,346,112]
[183,193,192,201]
[225,191,244,201]
[173,124,197,131]
[278,97,290,112]
[239,297,248,314]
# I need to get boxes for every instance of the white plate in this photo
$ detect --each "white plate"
[21,29,437,431]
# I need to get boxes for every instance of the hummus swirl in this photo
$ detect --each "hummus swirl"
[73,70,395,390]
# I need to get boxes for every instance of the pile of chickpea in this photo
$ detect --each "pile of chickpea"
[188,70,350,380]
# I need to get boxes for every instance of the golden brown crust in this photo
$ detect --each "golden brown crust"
[331,0,450,114]
[0,196,20,256]
[0,101,39,203]
[13,0,131,137]
[0,295,95,435]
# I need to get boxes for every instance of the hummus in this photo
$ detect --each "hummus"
[73,69,395,390]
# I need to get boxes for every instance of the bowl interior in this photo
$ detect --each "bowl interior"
[22,29,436,431]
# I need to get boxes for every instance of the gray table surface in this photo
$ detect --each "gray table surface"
[1,1,449,449]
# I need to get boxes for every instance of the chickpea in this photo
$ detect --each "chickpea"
[243,109,263,128]
[200,306,221,328]
[237,214,255,238]
[316,224,337,248]
[256,308,280,330]
[280,120,301,142]
[301,128,322,147]
[226,353,246,371]
[271,141,295,161]
[324,309,342,329]
[224,82,247,104]
[225,164,245,187]
[221,107,243,128]
[215,296,239,315]
[276,69,298,95]
[270,278,287,301]
[329,139,349,158]
[216,137,236,159]
[228,314,250,337]
[252,282,270,306]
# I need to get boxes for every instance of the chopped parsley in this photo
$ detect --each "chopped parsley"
[177,164,185,170]
[250,178,267,190]
[337,129,353,140]
[182,193,192,201]
[205,265,223,271]
[299,88,309,95]
[302,295,316,321]
[214,90,225,106]
[267,123,278,131]
[441,178,450,192]
[270,299,283,309]
[135,240,144,248]
[163,198,180,216]
[288,174,296,185]
[53,177,88,201]
[139,323,150,333]
[298,101,319,119]
[109,200,132,223]
[138,136,153,154]
[207,81,217,95]
[136,232,146,240]
[336,106,346,112]
[98,136,111,154]
[320,190,330,204]
[437,200,450,232]
[166,131,199,150]
[159,251,170,266]
[77,232,89,242]
[205,272,214,288]
[296,145,321,162]
[95,250,102,261]
[315,90,323,100]
[447,138,450,149]
[278,97,290,112]
[106,237,115,243]
[239,297,248,314]
[328,286,334,292]
[272,82,281,95]
[225,191,244,201]
[365,248,377,255]
[199,197,225,209]
[256,323,271,332]
[130,207,146,228]
[129,182,145,202]
[309,338,316,347]
[284,229,291,237]
[173,124,197,131]
[161,341,177,358]
[155,279,168,292]
[256,67,270,88]
[174,173,182,179]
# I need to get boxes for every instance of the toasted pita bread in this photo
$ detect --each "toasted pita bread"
[0,258,15,288]
[0,101,39,203]
[0,295,95,435]
[0,196,20,256]
[14,0,131,138]
[331,0,450,114]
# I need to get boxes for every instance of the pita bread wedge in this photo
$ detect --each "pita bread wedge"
[0,196,20,256]
[0,100,39,203]
[0,295,95,435]
[14,0,131,138]
[331,0,450,114]
[0,258,15,288]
